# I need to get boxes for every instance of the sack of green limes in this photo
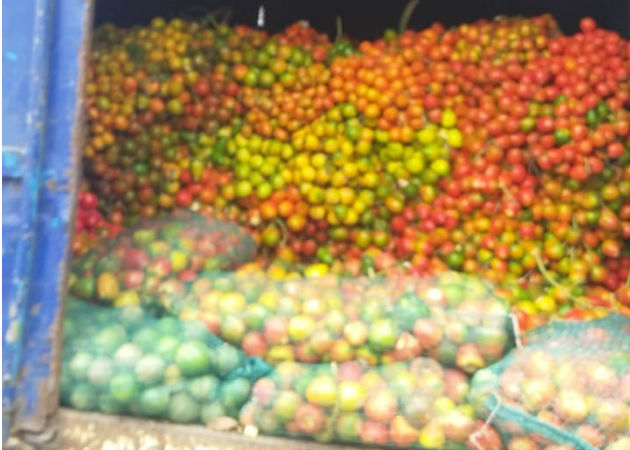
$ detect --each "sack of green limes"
[61,297,271,424]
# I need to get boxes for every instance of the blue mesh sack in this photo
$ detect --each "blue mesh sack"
[468,314,630,450]
[61,297,271,423]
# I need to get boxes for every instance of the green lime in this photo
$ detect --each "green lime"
[200,401,226,422]
[211,343,243,378]
[175,341,211,377]
[132,328,160,353]
[69,351,94,380]
[168,392,200,423]
[135,354,166,385]
[156,336,180,361]
[182,320,212,343]
[156,317,181,335]
[114,343,143,368]
[93,325,127,356]
[98,394,125,415]
[70,383,97,410]
[187,375,220,401]
[87,357,114,386]
[109,372,139,404]
[139,386,171,416]
[220,377,251,411]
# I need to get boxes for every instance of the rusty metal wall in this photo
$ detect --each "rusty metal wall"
[2,0,92,446]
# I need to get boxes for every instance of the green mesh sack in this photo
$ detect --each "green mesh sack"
[67,210,256,310]
[60,297,271,423]
[468,314,630,450]
[239,357,483,449]
[160,270,515,373]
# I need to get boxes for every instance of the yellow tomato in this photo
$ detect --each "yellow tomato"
[309,205,326,220]
[339,187,355,205]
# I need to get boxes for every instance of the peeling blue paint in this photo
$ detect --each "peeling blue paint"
[2,0,89,442]
[2,149,25,179]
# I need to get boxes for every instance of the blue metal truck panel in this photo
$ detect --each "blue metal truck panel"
[2,0,92,444]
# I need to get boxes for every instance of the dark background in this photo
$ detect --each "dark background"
[94,0,630,39]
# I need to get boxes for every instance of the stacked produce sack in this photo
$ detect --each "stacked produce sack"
[63,213,271,423]
[61,297,271,423]
[159,270,515,372]
[68,210,256,309]
[239,358,493,449]
[151,266,518,447]
[468,314,630,450]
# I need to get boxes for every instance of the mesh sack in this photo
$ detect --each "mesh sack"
[160,270,515,373]
[468,314,630,450]
[60,297,271,423]
[67,210,256,310]
[239,357,485,449]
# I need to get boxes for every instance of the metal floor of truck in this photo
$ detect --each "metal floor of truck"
[57,408,359,450]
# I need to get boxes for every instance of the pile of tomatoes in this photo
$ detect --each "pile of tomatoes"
[79,12,629,329]
[72,190,123,255]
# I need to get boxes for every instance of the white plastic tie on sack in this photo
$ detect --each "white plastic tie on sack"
[510,313,523,348]
[469,391,503,450]
[257,5,265,28]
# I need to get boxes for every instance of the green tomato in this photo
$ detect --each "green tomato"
[235,180,253,198]
[554,128,570,145]
[166,99,183,115]
[446,251,464,269]
[256,182,273,199]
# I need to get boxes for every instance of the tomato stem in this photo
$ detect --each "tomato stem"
[499,184,516,202]
[273,218,289,246]
[398,0,420,34]
[202,7,232,28]
[207,14,219,28]
[335,16,343,43]
[532,250,589,308]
